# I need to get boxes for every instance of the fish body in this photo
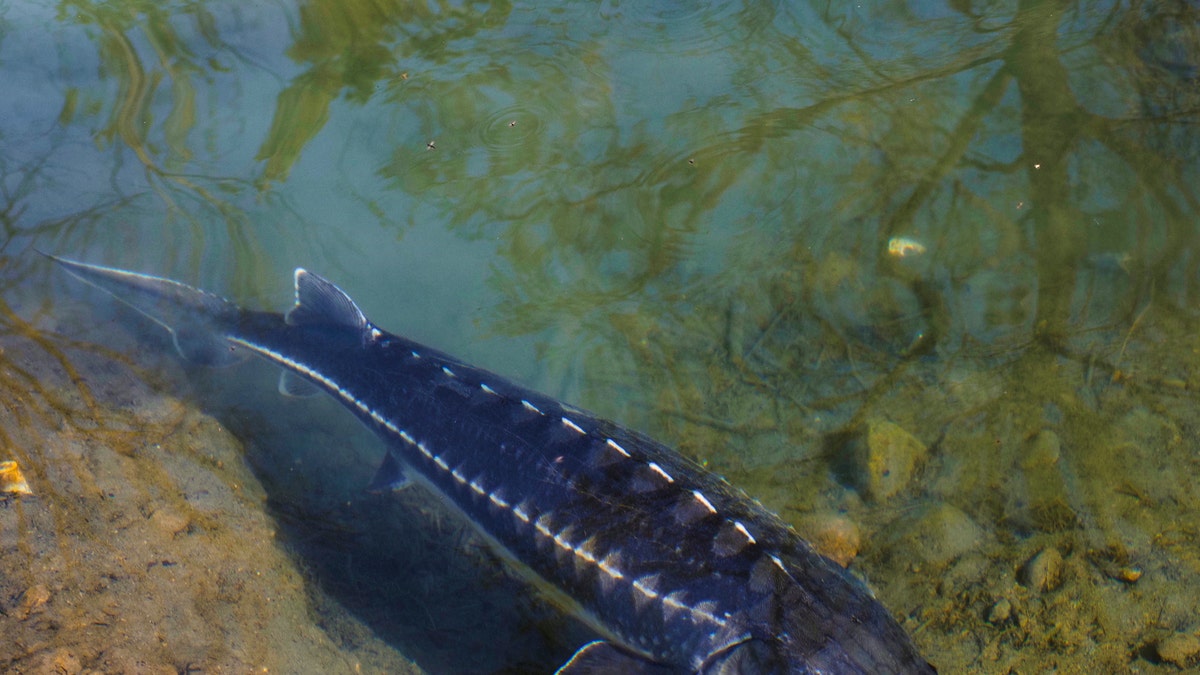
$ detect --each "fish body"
[47,255,935,674]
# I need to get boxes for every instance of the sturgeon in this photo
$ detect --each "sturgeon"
[47,255,936,674]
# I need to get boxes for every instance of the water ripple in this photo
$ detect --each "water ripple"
[474,104,547,152]
[598,0,776,56]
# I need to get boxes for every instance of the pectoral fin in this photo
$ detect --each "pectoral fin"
[278,370,322,397]
[367,452,411,493]
[555,641,680,675]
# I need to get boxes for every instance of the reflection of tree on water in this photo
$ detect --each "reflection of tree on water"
[47,0,1200,408]
[50,0,295,289]
[356,2,1199,670]
[343,0,1200,421]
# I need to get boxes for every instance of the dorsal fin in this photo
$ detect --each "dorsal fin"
[286,269,369,332]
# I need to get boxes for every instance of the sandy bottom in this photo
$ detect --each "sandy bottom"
[0,328,427,673]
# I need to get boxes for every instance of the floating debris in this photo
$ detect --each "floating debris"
[887,236,927,257]
[0,460,32,496]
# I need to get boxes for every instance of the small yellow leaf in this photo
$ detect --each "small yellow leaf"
[0,460,32,496]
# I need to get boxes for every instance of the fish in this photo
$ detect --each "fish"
[45,254,936,674]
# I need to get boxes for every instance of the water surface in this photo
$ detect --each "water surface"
[2,1,1199,672]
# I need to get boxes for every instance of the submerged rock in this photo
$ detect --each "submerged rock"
[883,502,984,568]
[844,419,929,501]
[986,597,1013,625]
[1018,547,1064,592]
[796,513,862,567]
[15,584,50,620]
[1155,632,1200,669]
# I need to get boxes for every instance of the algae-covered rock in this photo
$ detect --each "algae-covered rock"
[845,419,929,501]
[1018,547,1064,592]
[986,597,1013,625]
[1019,430,1061,470]
[883,502,984,568]
[1156,632,1200,669]
[796,512,862,567]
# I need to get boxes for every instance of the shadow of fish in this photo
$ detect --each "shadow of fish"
[45,254,936,674]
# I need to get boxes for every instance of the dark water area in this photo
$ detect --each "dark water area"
[2,1,1200,672]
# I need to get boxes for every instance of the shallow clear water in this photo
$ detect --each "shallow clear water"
[2,1,1200,672]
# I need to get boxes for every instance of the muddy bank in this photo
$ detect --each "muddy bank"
[0,321,424,673]
[2,294,597,674]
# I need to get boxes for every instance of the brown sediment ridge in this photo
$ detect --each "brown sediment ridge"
[0,310,422,674]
